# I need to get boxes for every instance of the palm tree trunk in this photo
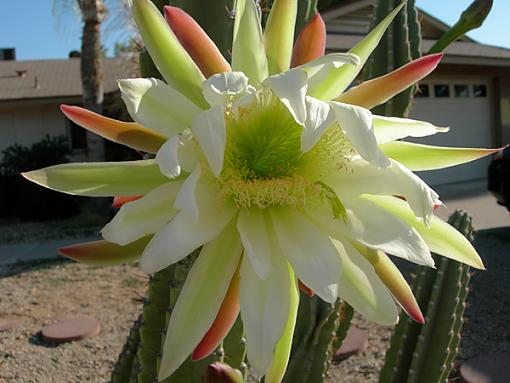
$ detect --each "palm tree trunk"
[79,0,106,161]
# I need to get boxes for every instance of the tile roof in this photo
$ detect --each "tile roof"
[0,57,136,101]
[326,35,510,63]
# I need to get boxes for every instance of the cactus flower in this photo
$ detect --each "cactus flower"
[23,0,497,381]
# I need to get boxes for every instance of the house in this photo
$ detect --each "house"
[324,0,510,185]
[0,50,136,161]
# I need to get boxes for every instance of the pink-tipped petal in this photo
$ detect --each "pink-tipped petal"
[112,195,143,209]
[298,280,315,297]
[337,53,444,109]
[58,236,150,266]
[60,105,166,154]
[291,13,326,68]
[192,270,240,361]
[164,6,231,78]
[360,247,425,324]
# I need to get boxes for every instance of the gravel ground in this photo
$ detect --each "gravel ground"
[0,227,508,382]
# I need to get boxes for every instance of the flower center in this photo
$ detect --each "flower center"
[217,93,353,210]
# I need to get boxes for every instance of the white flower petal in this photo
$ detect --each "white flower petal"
[101,181,182,245]
[158,221,242,380]
[305,200,433,268]
[300,96,336,152]
[270,208,340,303]
[178,131,200,172]
[237,208,274,280]
[191,106,226,177]
[346,198,433,267]
[373,116,449,144]
[328,158,440,224]
[155,135,181,178]
[240,249,291,378]
[139,180,237,273]
[118,78,201,137]
[174,166,201,222]
[329,101,390,167]
[202,71,250,106]
[335,239,398,325]
[296,53,360,77]
[262,69,308,125]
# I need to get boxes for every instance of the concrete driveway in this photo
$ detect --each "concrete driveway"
[433,180,510,230]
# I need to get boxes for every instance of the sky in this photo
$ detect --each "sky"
[0,0,508,61]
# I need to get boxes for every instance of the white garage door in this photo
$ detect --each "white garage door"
[409,77,493,186]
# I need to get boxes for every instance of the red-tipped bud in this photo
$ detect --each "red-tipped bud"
[291,13,326,68]
[112,195,143,209]
[60,105,166,154]
[337,53,444,109]
[298,280,315,297]
[204,362,244,383]
[192,272,240,361]
[164,6,231,78]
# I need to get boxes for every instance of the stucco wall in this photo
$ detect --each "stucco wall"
[0,103,67,154]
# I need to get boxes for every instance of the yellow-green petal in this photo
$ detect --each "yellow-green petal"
[58,236,150,265]
[131,0,207,108]
[265,263,299,383]
[364,195,484,269]
[263,0,298,74]
[232,0,268,85]
[22,160,169,197]
[307,1,407,100]
[380,141,502,171]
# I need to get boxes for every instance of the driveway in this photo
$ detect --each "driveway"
[433,179,509,230]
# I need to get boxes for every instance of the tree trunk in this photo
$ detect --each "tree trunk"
[79,0,106,161]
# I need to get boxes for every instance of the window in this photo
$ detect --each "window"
[454,84,470,98]
[416,84,430,98]
[434,84,450,98]
[473,84,487,98]
[68,118,87,150]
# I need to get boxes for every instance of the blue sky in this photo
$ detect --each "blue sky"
[1,0,508,61]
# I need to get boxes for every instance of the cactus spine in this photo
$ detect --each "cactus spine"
[363,0,421,118]
[379,210,474,383]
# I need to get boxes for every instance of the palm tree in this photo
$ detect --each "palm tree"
[53,0,132,161]
[77,0,107,161]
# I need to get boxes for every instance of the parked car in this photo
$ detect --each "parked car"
[488,146,510,211]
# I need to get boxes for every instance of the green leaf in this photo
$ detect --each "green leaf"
[22,160,169,196]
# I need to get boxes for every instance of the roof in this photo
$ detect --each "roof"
[326,34,510,66]
[321,0,473,42]
[0,58,136,102]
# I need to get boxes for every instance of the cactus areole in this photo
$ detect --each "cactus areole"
[24,0,494,381]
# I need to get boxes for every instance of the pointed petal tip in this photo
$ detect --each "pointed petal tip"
[291,12,326,67]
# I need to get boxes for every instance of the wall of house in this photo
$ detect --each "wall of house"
[0,102,67,155]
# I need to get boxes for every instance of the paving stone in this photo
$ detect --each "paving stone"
[333,326,368,362]
[460,353,510,383]
[41,317,100,343]
[0,320,21,332]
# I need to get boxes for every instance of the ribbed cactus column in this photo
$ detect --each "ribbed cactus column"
[363,0,421,118]
[379,210,474,383]
[282,293,354,383]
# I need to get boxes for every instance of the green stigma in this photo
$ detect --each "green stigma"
[217,92,353,210]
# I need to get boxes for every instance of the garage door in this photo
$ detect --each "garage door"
[408,77,493,186]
